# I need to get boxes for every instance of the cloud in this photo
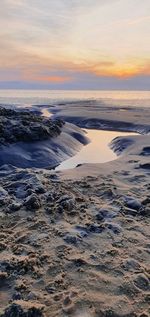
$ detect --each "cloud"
[127,15,150,25]
[5,0,23,5]
[23,72,72,83]
[0,0,150,89]
[0,73,149,90]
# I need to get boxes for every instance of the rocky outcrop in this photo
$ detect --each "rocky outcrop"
[0,107,64,145]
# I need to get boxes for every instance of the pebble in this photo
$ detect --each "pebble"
[0,187,8,205]
[64,234,80,245]
[24,194,41,210]
[96,208,117,221]
[124,196,142,211]
[134,274,149,291]
[107,222,122,234]
[57,195,75,211]
[12,292,22,300]
[122,258,141,271]
[9,201,22,212]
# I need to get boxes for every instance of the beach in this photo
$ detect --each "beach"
[0,92,150,317]
[1,0,150,314]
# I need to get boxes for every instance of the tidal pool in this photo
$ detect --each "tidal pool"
[55,129,137,171]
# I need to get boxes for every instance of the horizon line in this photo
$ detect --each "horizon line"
[0,88,149,91]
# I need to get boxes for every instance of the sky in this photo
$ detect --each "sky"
[0,0,150,90]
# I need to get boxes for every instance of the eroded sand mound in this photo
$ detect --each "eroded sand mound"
[0,107,89,168]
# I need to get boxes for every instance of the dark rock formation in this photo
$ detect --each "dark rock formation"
[0,106,64,146]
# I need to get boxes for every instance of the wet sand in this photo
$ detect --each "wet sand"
[50,101,150,133]
[0,104,150,317]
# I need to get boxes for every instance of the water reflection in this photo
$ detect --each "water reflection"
[56,129,137,171]
[42,108,53,118]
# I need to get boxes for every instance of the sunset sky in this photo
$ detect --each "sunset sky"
[0,0,150,89]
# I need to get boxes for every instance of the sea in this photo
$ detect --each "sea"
[0,90,150,108]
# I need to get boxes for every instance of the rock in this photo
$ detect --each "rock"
[57,205,64,214]
[57,195,75,211]
[143,206,150,216]
[140,146,150,156]
[87,223,104,234]
[64,234,80,245]
[24,194,41,210]
[45,285,56,294]
[103,309,137,317]
[0,242,7,251]
[63,295,72,306]
[12,292,22,300]
[0,106,64,146]
[35,185,45,194]
[0,271,8,287]
[139,163,150,170]
[134,274,150,291]
[96,207,117,221]
[0,212,5,219]
[75,225,88,238]
[9,201,22,212]
[0,187,8,198]
[27,292,37,300]
[122,258,141,271]
[0,255,37,276]
[106,222,122,234]
[73,257,87,267]
[0,302,44,317]
[124,196,142,211]
[141,196,150,205]
[124,207,139,216]
[0,187,8,205]
[95,212,104,221]
[46,193,55,202]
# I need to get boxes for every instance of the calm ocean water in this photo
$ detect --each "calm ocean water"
[0,90,150,108]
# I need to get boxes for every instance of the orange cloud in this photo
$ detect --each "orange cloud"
[20,69,72,83]
[1,52,150,82]
[35,75,71,83]
[82,60,150,78]
[51,58,150,78]
[93,66,140,78]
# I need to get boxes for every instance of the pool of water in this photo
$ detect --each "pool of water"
[42,108,53,118]
[55,129,137,171]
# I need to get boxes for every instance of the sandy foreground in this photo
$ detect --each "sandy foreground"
[0,105,150,317]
